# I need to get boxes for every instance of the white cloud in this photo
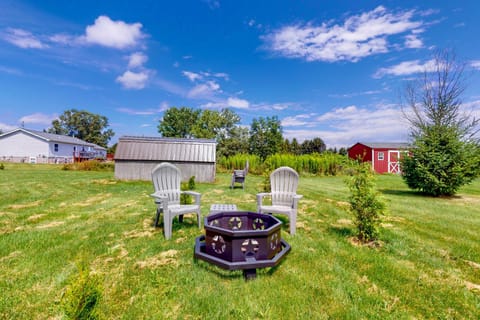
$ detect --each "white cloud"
[404,34,423,48]
[187,80,221,98]
[471,60,480,70]
[3,28,47,49]
[116,70,150,89]
[200,101,226,109]
[374,59,436,78]
[182,71,202,82]
[83,16,144,49]
[128,52,148,68]
[20,113,56,125]
[263,6,424,62]
[227,97,250,109]
[283,104,410,148]
[0,123,19,132]
[49,33,76,45]
[282,114,316,127]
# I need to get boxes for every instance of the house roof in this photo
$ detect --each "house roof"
[0,128,106,150]
[356,142,411,149]
[115,135,216,162]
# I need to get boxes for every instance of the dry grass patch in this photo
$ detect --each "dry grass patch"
[92,179,118,185]
[463,259,480,269]
[71,193,112,207]
[8,200,43,210]
[27,214,46,222]
[36,221,65,229]
[465,281,480,292]
[0,250,22,262]
[123,229,155,239]
[135,250,179,269]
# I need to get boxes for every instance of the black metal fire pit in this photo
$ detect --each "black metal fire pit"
[194,211,290,279]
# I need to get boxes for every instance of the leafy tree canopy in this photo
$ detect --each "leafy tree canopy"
[158,107,201,138]
[48,109,114,148]
[249,116,283,160]
[401,49,480,196]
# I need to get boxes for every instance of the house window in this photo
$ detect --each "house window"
[378,152,384,160]
[54,144,59,152]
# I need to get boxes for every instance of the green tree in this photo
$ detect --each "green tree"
[346,162,386,243]
[401,50,480,196]
[192,108,240,140]
[217,126,249,158]
[249,116,283,160]
[158,107,201,138]
[48,109,114,148]
[301,137,326,154]
[290,138,301,155]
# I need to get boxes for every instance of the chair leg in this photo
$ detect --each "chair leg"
[154,207,161,227]
[197,209,202,229]
[164,214,172,240]
[179,214,184,223]
[290,214,296,235]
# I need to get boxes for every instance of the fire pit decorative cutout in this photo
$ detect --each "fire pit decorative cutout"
[194,211,290,279]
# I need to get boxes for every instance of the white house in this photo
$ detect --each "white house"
[0,128,106,164]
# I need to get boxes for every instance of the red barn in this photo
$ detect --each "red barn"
[348,142,410,174]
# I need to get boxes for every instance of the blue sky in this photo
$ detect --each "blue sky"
[1,0,479,148]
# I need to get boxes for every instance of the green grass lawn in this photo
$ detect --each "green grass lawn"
[1,163,479,319]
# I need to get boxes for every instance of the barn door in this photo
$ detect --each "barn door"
[388,151,401,174]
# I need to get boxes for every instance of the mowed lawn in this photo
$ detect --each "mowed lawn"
[0,163,479,319]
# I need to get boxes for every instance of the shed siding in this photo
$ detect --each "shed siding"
[114,136,216,182]
[115,161,215,182]
[373,149,389,174]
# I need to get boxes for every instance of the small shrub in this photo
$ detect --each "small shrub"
[0,163,4,170]
[181,176,195,204]
[62,160,114,172]
[346,162,386,243]
[61,262,103,320]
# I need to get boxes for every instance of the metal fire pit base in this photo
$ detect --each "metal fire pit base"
[194,235,291,279]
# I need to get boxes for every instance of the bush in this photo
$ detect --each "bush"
[402,126,480,196]
[62,160,114,172]
[61,262,103,320]
[0,163,4,170]
[181,176,196,204]
[346,162,386,243]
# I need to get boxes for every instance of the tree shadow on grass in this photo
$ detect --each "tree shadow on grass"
[380,189,426,198]
[327,225,355,238]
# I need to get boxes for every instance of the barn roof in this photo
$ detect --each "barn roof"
[115,136,216,162]
[0,128,106,150]
[356,142,411,149]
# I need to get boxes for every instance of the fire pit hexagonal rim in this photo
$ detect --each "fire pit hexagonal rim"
[204,211,282,237]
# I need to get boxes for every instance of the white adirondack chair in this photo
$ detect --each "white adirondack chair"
[256,166,303,235]
[150,163,201,239]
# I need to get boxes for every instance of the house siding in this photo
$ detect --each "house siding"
[0,128,106,163]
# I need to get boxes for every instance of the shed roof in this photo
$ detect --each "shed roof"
[115,136,216,162]
[356,142,411,149]
[0,128,106,150]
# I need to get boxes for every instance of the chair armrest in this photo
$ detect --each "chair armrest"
[150,192,168,200]
[182,191,201,204]
[292,194,303,209]
[256,192,271,207]
[150,192,169,206]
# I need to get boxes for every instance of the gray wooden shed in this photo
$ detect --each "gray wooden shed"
[114,136,216,182]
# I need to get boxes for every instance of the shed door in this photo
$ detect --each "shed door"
[388,151,401,174]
